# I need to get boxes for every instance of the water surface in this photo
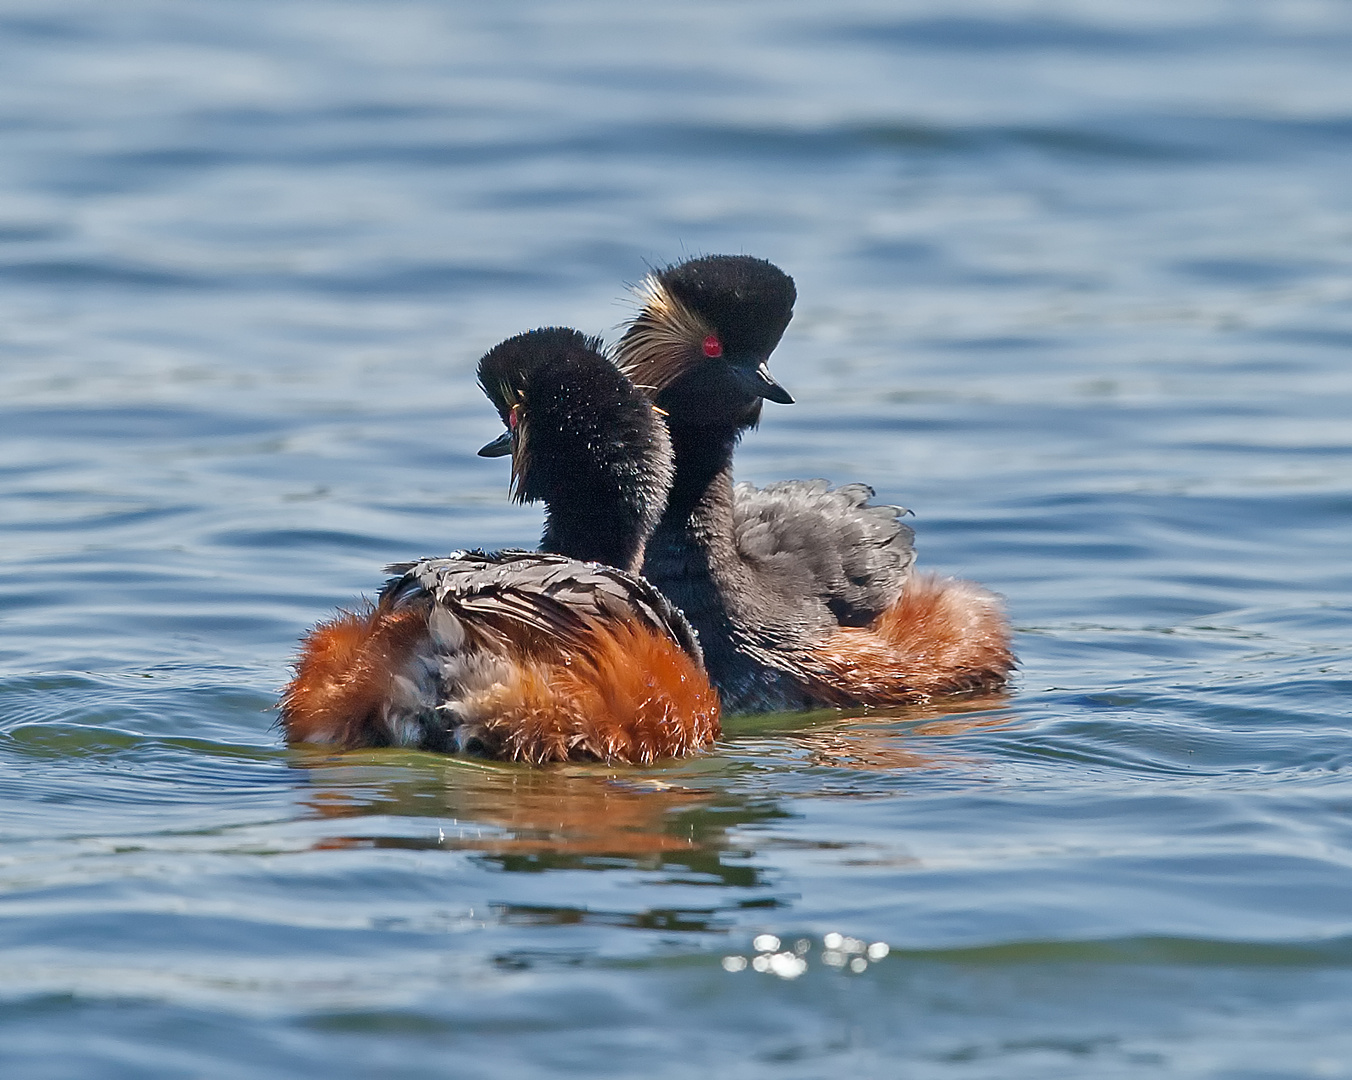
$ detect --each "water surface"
[2,2,1352,1077]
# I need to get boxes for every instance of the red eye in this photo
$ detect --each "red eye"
[702,335,723,358]
[508,405,520,431]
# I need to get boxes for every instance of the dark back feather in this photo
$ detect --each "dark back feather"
[383,551,704,665]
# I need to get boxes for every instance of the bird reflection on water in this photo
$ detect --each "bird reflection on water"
[292,695,1017,863]
[777,694,1017,772]
[296,755,765,868]
[724,697,1016,773]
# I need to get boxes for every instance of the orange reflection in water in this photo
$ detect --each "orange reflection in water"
[293,693,1016,861]
[296,756,732,861]
[782,692,1017,772]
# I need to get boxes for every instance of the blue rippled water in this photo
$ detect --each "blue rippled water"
[2,2,1352,1077]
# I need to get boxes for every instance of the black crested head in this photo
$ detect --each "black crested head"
[659,255,796,362]
[616,255,796,430]
[477,326,605,428]
[475,327,674,573]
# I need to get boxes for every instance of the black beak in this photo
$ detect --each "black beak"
[733,360,794,405]
[477,430,513,457]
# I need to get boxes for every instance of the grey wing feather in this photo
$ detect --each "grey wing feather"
[380,550,703,663]
[732,480,916,627]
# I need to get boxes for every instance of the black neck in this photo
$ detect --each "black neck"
[541,496,647,574]
[659,421,740,535]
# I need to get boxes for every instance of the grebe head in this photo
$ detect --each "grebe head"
[476,327,674,572]
[616,255,796,429]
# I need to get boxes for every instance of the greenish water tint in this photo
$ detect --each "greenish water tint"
[2,1,1352,1076]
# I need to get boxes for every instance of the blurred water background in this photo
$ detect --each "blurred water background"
[2,1,1351,1076]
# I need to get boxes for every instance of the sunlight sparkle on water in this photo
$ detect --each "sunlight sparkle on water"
[724,933,892,979]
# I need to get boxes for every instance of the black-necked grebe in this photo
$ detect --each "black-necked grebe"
[281,328,719,763]
[616,255,1014,712]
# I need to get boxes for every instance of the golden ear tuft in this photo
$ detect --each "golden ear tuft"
[616,276,714,396]
[507,411,530,504]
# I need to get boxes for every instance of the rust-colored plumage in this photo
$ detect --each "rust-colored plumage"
[282,600,434,748]
[453,618,719,764]
[282,588,718,764]
[803,574,1014,707]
